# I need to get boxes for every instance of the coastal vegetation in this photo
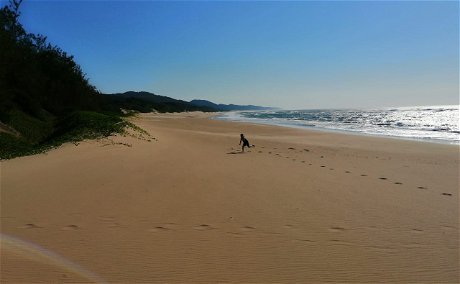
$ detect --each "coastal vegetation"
[0,1,211,159]
[0,1,271,159]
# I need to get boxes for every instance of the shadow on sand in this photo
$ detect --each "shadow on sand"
[227,151,244,155]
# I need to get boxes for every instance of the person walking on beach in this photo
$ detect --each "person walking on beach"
[239,133,255,152]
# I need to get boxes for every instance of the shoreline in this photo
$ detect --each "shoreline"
[213,109,460,146]
[214,116,459,146]
[1,112,458,283]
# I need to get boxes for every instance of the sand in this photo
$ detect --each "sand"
[1,112,458,283]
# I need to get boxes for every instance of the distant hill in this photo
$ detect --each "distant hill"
[105,93,276,113]
[190,99,276,111]
[104,91,215,113]
[0,0,215,159]
[111,91,184,103]
[0,1,276,159]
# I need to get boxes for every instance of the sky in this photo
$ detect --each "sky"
[6,0,459,109]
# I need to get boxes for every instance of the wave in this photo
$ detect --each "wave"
[216,105,460,144]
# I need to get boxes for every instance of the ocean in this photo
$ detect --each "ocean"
[215,105,460,145]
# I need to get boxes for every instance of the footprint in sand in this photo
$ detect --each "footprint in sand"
[309,163,312,166]
[379,177,387,180]
[301,161,306,163]
[417,186,427,189]
[240,226,256,232]
[62,224,80,231]
[288,147,295,150]
[294,239,315,243]
[258,151,262,153]
[304,149,310,152]
[394,182,403,185]
[442,193,452,196]
[345,171,351,173]
[268,152,272,154]
[148,223,177,232]
[328,226,347,232]
[320,165,325,168]
[360,174,367,177]
[20,223,42,229]
[320,156,324,158]
[193,224,214,231]
[149,226,171,232]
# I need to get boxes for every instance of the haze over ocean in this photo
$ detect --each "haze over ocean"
[17,1,459,109]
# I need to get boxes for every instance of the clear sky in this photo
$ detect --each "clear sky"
[7,0,459,109]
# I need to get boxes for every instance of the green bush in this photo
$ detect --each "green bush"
[0,132,35,159]
[7,109,54,144]
[49,111,127,144]
[0,111,129,160]
[0,3,156,160]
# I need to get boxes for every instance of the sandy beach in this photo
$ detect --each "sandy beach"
[1,112,458,283]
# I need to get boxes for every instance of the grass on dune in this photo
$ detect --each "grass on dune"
[0,111,132,160]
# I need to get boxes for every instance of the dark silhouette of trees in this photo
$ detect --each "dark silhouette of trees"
[0,0,214,159]
[1,0,101,122]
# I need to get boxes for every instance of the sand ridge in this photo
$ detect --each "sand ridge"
[1,112,458,283]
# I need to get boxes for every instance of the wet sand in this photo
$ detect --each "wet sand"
[1,112,458,283]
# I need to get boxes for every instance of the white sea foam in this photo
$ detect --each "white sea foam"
[215,105,460,144]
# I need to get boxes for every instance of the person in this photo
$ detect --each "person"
[239,133,255,152]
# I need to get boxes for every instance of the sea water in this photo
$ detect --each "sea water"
[216,105,460,145]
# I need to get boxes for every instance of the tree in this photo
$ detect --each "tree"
[0,0,102,121]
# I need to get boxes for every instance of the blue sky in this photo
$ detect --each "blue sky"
[7,0,459,109]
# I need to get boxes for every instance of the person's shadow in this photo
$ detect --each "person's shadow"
[226,150,244,154]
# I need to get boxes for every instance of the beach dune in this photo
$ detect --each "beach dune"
[1,112,458,283]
